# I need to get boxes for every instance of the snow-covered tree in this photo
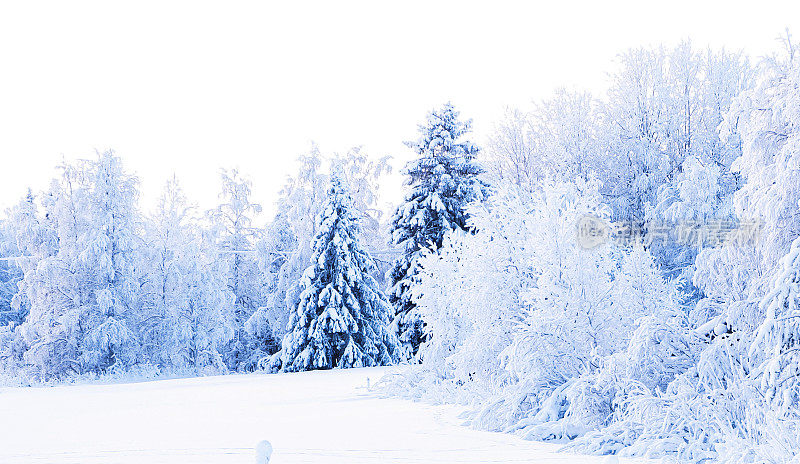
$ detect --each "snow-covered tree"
[485,91,601,192]
[140,177,235,372]
[0,220,24,327]
[274,174,399,372]
[572,38,798,463]
[687,40,800,343]
[256,147,328,354]
[483,44,752,287]
[4,189,58,375]
[18,161,87,378]
[606,44,749,220]
[208,169,272,371]
[0,215,28,373]
[78,152,143,373]
[14,152,144,378]
[484,107,540,193]
[255,145,394,363]
[750,237,800,411]
[645,46,753,283]
[723,43,800,395]
[389,102,488,358]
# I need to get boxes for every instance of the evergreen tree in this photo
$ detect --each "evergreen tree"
[274,174,399,372]
[256,145,392,361]
[389,102,488,357]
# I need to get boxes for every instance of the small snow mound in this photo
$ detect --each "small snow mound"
[602,455,619,464]
[255,440,273,464]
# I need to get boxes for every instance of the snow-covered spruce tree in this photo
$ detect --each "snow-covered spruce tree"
[255,147,388,342]
[274,174,399,372]
[252,146,394,371]
[389,102,488,358]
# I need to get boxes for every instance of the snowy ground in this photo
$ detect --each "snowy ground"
[0,367,655,464]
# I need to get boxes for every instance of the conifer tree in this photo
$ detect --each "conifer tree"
[275,174,399,372]
[389,102,488,357]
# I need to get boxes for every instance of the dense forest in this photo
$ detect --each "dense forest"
[2,38,800,463]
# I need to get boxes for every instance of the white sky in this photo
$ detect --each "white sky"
[1,0,798,218]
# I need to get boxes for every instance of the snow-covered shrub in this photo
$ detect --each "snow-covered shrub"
[493,280,690,443]
[478,185,685,440]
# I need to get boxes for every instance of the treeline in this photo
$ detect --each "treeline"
[0,147,397,378]
[0,103,486,381]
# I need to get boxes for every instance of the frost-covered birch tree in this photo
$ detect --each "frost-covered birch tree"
[208,169,272,371]
[141,177,235,372]
[13,152,143,378]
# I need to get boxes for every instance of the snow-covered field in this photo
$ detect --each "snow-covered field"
[0,367,655,464]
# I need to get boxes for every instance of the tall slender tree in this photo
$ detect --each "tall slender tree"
[208,169,271,370]
[80,151,143,373]
[389,102,488,358]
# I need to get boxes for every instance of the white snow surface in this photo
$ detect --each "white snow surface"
[0,367,656,464]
